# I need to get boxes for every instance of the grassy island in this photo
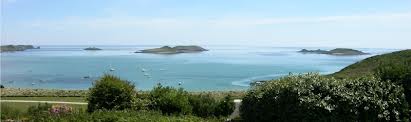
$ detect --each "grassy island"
[0,45,40,52]
[299,48,368,55]
[136,45,208,54]
[83,47,102,50]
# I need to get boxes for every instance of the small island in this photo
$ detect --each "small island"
[298,48,369,56]
[135,45,208,54]
[84,47,102,51]
[0,45,40,52]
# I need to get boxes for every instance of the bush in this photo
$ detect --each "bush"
[214,94,235,117]
[149,84,192,115]
[87,74,136,112]
[241,73,409,121]
[189,93,218,117]
[376,61,411,108]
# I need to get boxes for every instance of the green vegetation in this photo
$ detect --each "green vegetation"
[1,97,85,102]
[241,73,409,121]
[376,61,411,109]
[299,48,368,55]
[87,74,136,112]
[0,88,88,97]
[332,49,411,109]
[331,49,411,78]
[149,84,193,115]
[2,103,220,122]
[136,45,208,54]
[0,45,39,52]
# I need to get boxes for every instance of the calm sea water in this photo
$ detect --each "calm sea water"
[0,45,399,91]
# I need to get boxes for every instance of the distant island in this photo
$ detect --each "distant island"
[298,48,368,55]
[135,45,208,54]
[84,47,102,50]
[0,45,40,52]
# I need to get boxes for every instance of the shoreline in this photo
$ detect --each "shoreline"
[0,88,246,98]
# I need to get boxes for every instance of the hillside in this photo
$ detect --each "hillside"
[331,49,411,78]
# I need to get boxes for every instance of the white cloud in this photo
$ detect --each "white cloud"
[5,12,411,48]
[23,12,411,30]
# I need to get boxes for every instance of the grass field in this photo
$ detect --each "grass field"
[1,96,86,102]
[1,97,87,112]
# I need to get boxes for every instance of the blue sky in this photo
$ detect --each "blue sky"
[1,0,411,48]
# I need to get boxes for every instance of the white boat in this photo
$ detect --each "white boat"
[144,73,150,76]
[141,68,147,72]
[109,64,115,71]
[31,82,36,85]
[178,82,182,85]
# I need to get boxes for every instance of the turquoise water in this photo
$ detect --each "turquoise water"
[0,45,399,91]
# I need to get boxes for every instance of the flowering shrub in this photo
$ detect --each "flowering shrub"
[49,104,73,116]
[240,73,409,121]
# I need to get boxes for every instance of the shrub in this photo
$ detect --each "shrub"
[189,93,218,117]
[214,94,235,117]
[149,84,192,115]
[376,61,411,108]
[87,74,136,112]
[240,73,409,121]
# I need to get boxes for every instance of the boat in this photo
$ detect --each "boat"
[83,75,91,79]
[31,82,36,85]
[109,64,115,71]
[144,73,150,76]
[141,68,147,72]
[178,82,182,85]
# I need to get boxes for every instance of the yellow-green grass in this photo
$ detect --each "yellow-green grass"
[1,102,87,112]
[1,97,86,102]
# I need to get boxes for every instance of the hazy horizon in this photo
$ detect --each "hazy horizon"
[2,0,411,48]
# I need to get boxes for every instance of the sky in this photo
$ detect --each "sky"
[1,0,411,48]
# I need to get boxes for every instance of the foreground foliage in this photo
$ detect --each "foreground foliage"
[377,61,411,108]
[87,74,136,112]
[241,73,409,121]
[1,103,220,122]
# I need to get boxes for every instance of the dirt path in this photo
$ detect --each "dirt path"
[0,100,88,105]
[228,99,242,120]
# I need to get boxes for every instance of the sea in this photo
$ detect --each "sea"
[0,45,400,91]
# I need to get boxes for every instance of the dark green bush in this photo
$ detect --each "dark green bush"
[376,61,411,108]
[87,74,136,112]
[214,94,235,117]
[149,84,192,115]
[189,93,218,117]
[241,73,409,121]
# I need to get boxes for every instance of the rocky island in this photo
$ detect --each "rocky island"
[136,45,208,54]
[0,45,40,52]
[84,47,102,50]
[298,48,368,56]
